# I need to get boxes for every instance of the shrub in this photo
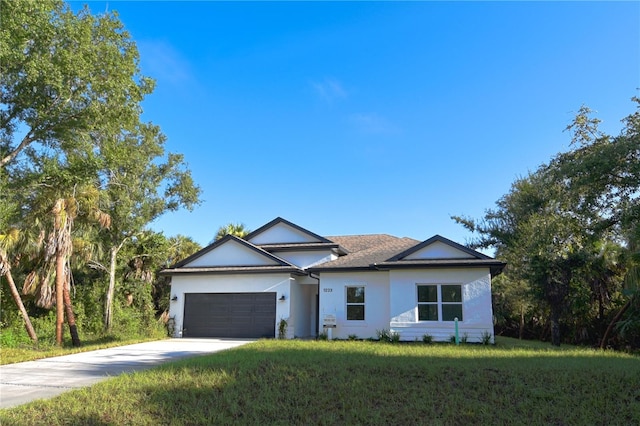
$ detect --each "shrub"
[317,331,328,341]
[278,318,288,339]
[0,328,33,348]
[348,334,358,341]
[422,333,433,344]
[376,328,391,341]
[375,329,401,343]
[480,330,493,345]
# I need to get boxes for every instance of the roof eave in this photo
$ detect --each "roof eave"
[306,265,377,273]
[160,267,306,276]
[373,261,506,277]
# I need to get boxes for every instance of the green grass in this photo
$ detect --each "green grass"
[0,335,164,365]
[1,338,638,425]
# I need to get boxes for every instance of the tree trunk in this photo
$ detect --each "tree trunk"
[63,271,81,347]
[104,246,118,332]
[55,249,65,346]
[519,304,525,340]
[3,270,38,343]
[550,304,562,346]
[599,297,632,349]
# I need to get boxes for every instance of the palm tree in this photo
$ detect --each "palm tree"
[21,187,110,346]
[213,223,251,242]
[48,198,78,346]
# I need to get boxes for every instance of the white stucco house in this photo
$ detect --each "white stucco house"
[161,217,505,342]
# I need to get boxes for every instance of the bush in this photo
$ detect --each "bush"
[278,318,288,339]
[376,328,391,341]
[376,329,401,343]
[0,328,33,348]
[422,333,433,344]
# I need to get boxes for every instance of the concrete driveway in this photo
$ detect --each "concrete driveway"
[0,338,254,409]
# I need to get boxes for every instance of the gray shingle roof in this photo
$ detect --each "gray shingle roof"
[309,235,420,270]
[310,234,505,276]
[160,217,505,277]
[326,234,418,253]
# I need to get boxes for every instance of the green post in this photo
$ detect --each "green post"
[455,317,460,345]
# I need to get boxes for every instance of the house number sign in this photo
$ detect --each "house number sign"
[323,288,332,292]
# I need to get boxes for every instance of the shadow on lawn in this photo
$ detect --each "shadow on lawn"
[2,342,637,424]
[134,342,640,425]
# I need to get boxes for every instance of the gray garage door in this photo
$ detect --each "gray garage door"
[182,292,276,338]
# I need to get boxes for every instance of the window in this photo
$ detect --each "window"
[346,286,365,320]
[417,284,462,321]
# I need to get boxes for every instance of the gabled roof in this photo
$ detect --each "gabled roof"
[245,217,333,244]
[309,234,505,277]
[169,234,298,269]
[385,234,492,261]
[162,218,505,277]
[375,235,505,277]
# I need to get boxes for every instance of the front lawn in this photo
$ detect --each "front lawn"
[1,338,638,425]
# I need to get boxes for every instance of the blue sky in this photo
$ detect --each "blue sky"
[74,1,639,250]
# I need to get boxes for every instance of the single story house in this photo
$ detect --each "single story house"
[161,217,505,342]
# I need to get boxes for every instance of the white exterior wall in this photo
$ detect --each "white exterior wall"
[318,271,390,340]
[290,280,318,338]
[186,241,278,267]
[168,273,292,338]
[405,241,475,260]
[248,225,319,244]
[274,250,335,269]
[389,268,494,343]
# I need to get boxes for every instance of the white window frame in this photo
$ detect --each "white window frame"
[345,285,365,321]
[416,284,463,322]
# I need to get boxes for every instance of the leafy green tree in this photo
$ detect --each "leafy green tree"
[154,235,201,316]
[92,125,200,332]
[555,100,640,347]
[601,227,640,348]
[0,0,201,336]
[490,273,535,340]
[0,0,153,169]
[455,98,639,346]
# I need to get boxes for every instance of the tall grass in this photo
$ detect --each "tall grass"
[1,339,638,425]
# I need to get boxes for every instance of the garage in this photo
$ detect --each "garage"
[182,292,276,338]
